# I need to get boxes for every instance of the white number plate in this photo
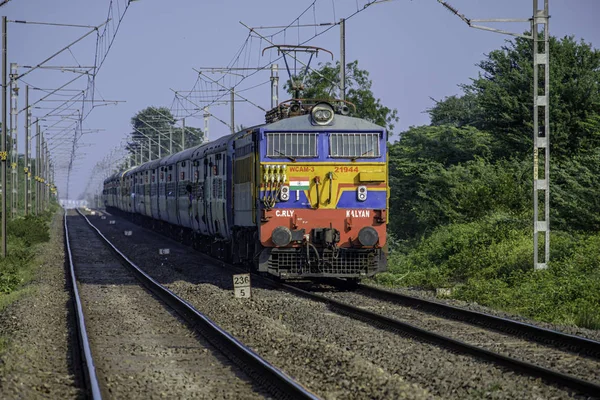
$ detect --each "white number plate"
[233,273,251,299]
[159,248,170,255]
[109,220,116,225]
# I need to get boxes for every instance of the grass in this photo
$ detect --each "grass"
[0,206,57,358]
[377,212,600,330]
[0,209,55,309]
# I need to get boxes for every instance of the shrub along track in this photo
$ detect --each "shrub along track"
[67,209,315,399]
[89,208,594,399]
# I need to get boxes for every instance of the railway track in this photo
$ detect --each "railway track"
[90,209,600,398]
[342,280,600,358]
[65,209,317,399]
[65,212,102,400]
[275,280,600,397]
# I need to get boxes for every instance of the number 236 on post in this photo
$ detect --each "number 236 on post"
[233,273,251,299]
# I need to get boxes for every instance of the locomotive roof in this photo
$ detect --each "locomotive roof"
[263,114,385,132]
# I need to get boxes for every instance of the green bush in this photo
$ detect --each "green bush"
[378,223,600,329]
[378,212,530,288]
[7,215,50,246]
[0,212,53,296]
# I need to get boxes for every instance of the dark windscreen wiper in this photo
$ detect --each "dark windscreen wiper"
[274,149,296,162]
[351,148,374,161]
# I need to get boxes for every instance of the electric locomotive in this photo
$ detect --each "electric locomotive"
[103,100,389,281]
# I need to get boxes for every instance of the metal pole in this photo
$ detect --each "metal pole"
[42,142,45,211]
[44,143,49,209]
[37,135,41,213]
[169,125,172,154]
[35,124,39,215]
[9,62,17,219]
[24,85,29,215]
[270,64,279,109]
[435,0,552,270]
[181,118,185,151]
[158,128,161,158]
[147,136,151,162]
[40,136,45,212]
[30,119,36,214]
[37,128,42,215]
[340,18,346,101]
[203,106,209,143]
[533,0,550,269]
[1,16,7,257]
[230,88,235,134]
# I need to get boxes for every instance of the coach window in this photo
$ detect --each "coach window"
[329,133,380,158]
[266,132,318,158]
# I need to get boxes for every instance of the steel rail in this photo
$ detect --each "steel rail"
[352,282,600,359]
[75,209,319,400]
[63,211,103,400]
[275,281,600,398]
[96,208,600,397]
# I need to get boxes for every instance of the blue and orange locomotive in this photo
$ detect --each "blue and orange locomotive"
[103,100,389,281]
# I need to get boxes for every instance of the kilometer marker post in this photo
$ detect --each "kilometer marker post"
[233,273,251,299]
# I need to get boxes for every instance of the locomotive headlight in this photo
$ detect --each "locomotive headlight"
[357,185,367,202]
[311,102,335,125]
[358,227,379,247]
[272,226,292,247]
[280,185,290,201]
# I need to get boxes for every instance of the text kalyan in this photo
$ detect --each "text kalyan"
[274,209,371,218]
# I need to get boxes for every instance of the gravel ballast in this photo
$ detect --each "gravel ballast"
[91,210,589,399]
[67,210,269,399]
[366,284,600,343]
[0,210,81,399]
[319,289,600,386]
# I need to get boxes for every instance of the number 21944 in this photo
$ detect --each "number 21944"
[334,166,359,173]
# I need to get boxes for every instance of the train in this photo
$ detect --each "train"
[103,100,389,281]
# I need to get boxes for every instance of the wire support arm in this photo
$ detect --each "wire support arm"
[15,21,109,81]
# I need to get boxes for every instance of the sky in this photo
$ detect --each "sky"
[2,0,599,200]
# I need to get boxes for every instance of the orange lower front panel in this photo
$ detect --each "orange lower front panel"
[259,208,386,248]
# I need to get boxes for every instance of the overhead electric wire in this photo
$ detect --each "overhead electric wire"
[170,0,382,131]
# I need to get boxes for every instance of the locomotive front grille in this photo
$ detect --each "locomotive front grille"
[268,247,383,277]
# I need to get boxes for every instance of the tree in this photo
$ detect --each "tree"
[182,126,204,148]
[390,34,600,240]
[387,124,498,238]
[286,60,399,135]
[393,125,493,167]
[130,107,176,163]
[129,107,205,163]
[428,36,600,159]
[428,93,480,128]
[552,149,600,232]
